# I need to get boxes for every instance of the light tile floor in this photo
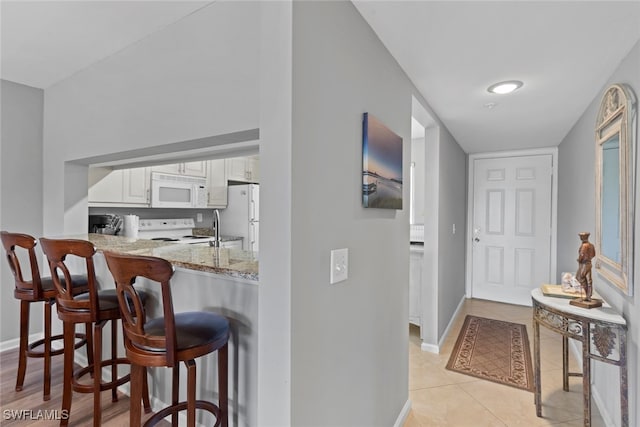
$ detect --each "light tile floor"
[404,298,605,427]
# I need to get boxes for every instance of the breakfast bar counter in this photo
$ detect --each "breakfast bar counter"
[52,233,259,426]
[85,233,258,281]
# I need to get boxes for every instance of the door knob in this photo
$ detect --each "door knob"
[474,237,480,242]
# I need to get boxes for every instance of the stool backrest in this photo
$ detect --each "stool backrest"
[39,238,99,317]
[103,251,177,366]
[1,231,44,299]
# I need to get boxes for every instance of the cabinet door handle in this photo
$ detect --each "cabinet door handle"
[474,237,480,242]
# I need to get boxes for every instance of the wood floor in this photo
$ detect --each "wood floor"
[0,347,167,426]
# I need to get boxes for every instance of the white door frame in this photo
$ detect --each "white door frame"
[465,147,559,300]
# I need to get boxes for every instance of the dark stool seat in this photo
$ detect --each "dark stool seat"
[39,274,88,292]
[1,231,89,401]
[145,312,229,350]
[40,238,151,426]
[104,250,229,427]
[74,288,146,311]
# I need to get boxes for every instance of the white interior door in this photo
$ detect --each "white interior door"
[471,154,553,306]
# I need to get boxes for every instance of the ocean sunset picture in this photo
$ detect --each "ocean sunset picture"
[362,113,403,209]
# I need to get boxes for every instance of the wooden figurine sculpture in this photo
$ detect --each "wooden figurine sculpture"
[570,232,602,308]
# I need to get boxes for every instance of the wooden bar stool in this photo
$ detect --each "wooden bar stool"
[104,250,229,427]
[39,238,150,426]
[0,231,89,401]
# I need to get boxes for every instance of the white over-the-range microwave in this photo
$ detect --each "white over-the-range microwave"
[150,172,208,209]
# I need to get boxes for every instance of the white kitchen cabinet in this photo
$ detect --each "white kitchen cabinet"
[247,156,259,182]
[411,138,426,224]
[183,161,207,177]
[409,245,423,326]
[226,156,259,183]
[152,161,206,177]
[206,159,228,208]
[226,157,248,182]
[89,166,150,207]
[122,167,150,204]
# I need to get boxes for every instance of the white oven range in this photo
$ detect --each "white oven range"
[137,218,216,245]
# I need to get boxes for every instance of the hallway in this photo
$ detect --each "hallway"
[404,298,605,426]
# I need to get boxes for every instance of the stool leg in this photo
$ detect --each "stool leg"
[85,322,94,375]
[218,343,229,427]
[16,300,30,393]
[43,300,53,401]
[186,359,196,427]
[129,363,143,427]
[142,367,152,413]
[172,365,180,426]
[93,322,103,427]
[60,322,74,427]
[111,319,118,403]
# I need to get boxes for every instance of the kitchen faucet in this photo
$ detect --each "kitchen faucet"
[210,209,221,248]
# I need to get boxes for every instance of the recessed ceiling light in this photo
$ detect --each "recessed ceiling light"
[487,80,523,95]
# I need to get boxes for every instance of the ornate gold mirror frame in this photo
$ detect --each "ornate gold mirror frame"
[594,83,637,296]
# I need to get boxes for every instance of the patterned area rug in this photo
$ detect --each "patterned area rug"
[446,315,534,392]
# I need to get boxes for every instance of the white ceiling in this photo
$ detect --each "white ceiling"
[0,1,211,89]
[2,1,640,154]
[354,1,640,153]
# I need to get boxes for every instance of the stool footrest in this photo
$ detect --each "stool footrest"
[72,357,131,393]
[144,400,222,427]
[26,333,87,358]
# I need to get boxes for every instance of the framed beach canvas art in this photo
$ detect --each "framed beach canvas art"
[362,113,403,209]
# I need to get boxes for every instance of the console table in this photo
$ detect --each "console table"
[531,288,627,427]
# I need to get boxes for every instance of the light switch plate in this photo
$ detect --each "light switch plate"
[330,248,349,284]
[197,213,203,223]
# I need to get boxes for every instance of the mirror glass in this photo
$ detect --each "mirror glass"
[594,83,636,296]
[600,134,620,263]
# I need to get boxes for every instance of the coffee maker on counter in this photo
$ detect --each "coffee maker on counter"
[88,214,122,235]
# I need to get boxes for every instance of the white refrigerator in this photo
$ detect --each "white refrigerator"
[220,184,259,253]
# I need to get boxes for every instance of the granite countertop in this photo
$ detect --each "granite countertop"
[191,228,243,242]
[84,234,258,282]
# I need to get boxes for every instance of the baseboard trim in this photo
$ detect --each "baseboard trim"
[567,337,615,426]
[419,295,466,354]
[592,385,616,427]
[420,342,439,353]
[0,333,43,353]
[437,296,466,349]
[393,399,412,427]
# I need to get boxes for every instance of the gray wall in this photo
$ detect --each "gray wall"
[42,1,259,237]
[411,137,426,224]
[437,127,467,339]
[289,2,439,424]
[1,2,469,424]
[557,39,639,426]
[0,80,44,343]
[256,1,293,424]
